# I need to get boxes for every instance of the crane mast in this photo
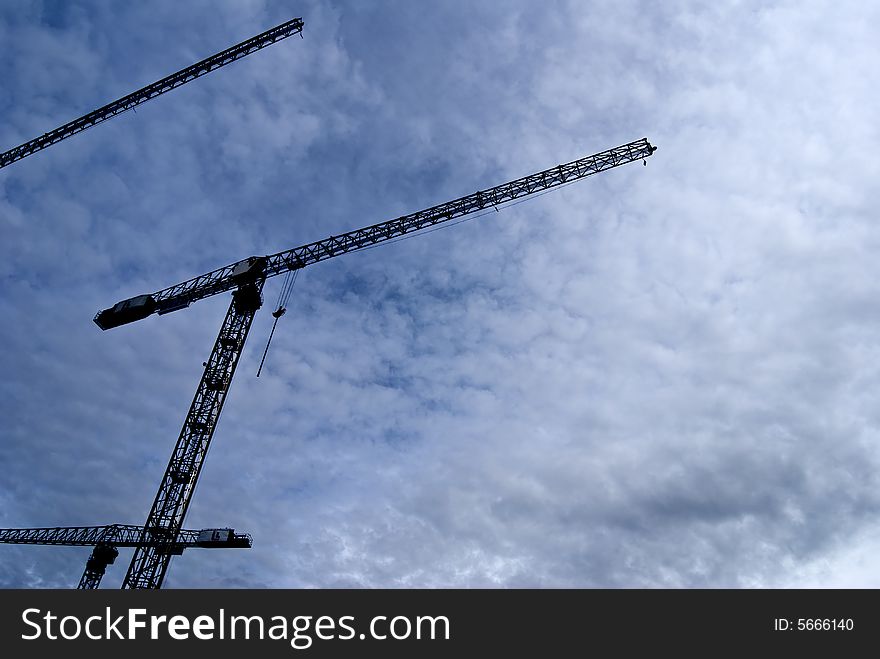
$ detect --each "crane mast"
[122,282,265,589]
[0,524,251,588]
[96,138,656,588]
[0,17,304,170]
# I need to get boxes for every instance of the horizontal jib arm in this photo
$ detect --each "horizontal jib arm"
[94,139,656,329]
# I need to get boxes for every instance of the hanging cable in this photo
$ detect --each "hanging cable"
[257,269,298,377]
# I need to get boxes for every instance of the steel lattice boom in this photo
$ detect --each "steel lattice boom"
[0,17,304,170]
[0,524,251,547]
[1,524,252,588]
[96,138,656,588]
[95,138,656,330]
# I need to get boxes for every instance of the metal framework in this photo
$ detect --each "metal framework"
[0,524,252,588]
[0,17,304,170]
[96,138,657,588]
[122,283,264,588]
[96,138,657,329]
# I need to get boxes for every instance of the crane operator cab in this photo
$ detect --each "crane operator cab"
[230,256,266,281]
[231,256,267,314]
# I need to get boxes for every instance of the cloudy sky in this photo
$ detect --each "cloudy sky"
[2,0,879,589]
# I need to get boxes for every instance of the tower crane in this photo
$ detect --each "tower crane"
[94,138,657,588]
[0,524,251,589]
[0,17,304,170]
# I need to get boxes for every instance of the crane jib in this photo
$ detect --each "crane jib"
[0,524,252,548]
[0,17,305,170]
[93,138,656,330]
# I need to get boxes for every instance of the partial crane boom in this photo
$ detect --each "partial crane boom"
[0,17,304,170]
[95,138,656,329]
[1,524,251,588]
[0,524,251,548]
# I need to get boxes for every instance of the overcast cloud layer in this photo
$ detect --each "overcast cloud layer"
[2,0,880,588]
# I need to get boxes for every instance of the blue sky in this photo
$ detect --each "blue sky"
[2,0,880,588]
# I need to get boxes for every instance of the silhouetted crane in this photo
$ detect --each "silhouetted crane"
[0,524,251,588]
[94,138,657,588]
[0,17,303,169]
